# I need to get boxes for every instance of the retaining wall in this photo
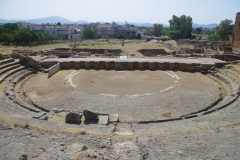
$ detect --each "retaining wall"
[18,54,39,69]
[40,61,214,71]
[48,63,60,78]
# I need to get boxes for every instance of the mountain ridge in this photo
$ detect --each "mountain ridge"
[0,16,218,28]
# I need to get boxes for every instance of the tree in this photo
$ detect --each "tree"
[207,34,219,41]
[195,27,202,34]
[117,34,124,39]
[167,15,192,40]
[137,33,141,39]
[81,28,96,39]
[1,33,12,44]
[151,23,163,36]
[57,22,61,26]
[215,19,233,41]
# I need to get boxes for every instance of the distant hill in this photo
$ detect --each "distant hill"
[0,16,218,28]
[192,23,218,28]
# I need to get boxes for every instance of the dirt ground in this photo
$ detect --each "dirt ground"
[0,39,178,56]
[24,70,220,122]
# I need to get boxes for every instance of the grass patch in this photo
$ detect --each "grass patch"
[0,53,5,60]
[161,112,172,118]
[14,123,30,129]
[81,145,88,151]
[80,131,87,135]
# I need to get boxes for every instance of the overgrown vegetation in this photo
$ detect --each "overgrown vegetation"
[0,23,60,45]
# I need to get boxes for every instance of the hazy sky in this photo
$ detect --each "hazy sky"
[0,0,239,24]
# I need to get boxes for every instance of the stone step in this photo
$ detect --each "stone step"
[0,97,30,115]
[0,61,19,70]
[213,73,239,96]
[0,66,25,83]
[10,70,32,84]
[0,58,14,66]
[0,64,20,75]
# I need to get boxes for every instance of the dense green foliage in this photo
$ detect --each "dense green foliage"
[0,53,5,60]
[207,34,220,41]
[215,19,233,41]
[117,34,124,39]
[167,15,192,40]
[81,28,96,39]
[150,23,163,36]
[0,23,60,45]
[195,28,202,34]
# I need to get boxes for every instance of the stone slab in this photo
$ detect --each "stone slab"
[98,115,109,125]
[109,114,119,123]
[33,112,47,119]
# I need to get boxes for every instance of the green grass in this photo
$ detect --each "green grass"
[80,131,87,135]
[14,123,30,129]
[161,112,172,118]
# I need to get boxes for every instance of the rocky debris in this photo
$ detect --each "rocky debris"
[19,154,27,160]
[98,115,109,125]
[66,112,82,124]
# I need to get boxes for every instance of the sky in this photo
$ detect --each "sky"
[0,0,239,24]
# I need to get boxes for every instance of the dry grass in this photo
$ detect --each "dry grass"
[0,39,182,57]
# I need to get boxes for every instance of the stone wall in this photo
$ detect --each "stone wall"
[138,49,168,56]
[232,12,240,52]
[40,61,214,72]
[48,63,60,78]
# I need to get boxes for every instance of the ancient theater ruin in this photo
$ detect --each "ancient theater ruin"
[0,13,240,160]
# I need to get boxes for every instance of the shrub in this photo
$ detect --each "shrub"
[161,112,172,118]
[0,54,5,60]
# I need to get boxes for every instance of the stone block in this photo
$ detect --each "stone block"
[74,62,80,69]
[169,63,174,70]
[33,112,47,119]
[174,62,179,70]
[39,114,48,120]
[80,61,85,68]
[128,62,133,70]
[114,62,120,70]
[83,109,99,121]
[46,111,55,117]
[85,61,90,69]
[52,108,64,113]
[98,115,109,125]
[154,62,159,70]
[164,62,169,69]
[200,64,214,70]
[149,62,154,70]
[159,62,164,69]
[109,114,119,123]
[66,112,82,124]
[179,63,186,70]
[186,63,193,71]
[138,62,144,70]
[95,61,100,69]
[105,61,110,69]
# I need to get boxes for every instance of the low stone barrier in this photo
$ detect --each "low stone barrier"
[48,63,60,78]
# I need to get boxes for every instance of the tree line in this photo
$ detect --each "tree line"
[0,23,60,45]
[147,15,233,42]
